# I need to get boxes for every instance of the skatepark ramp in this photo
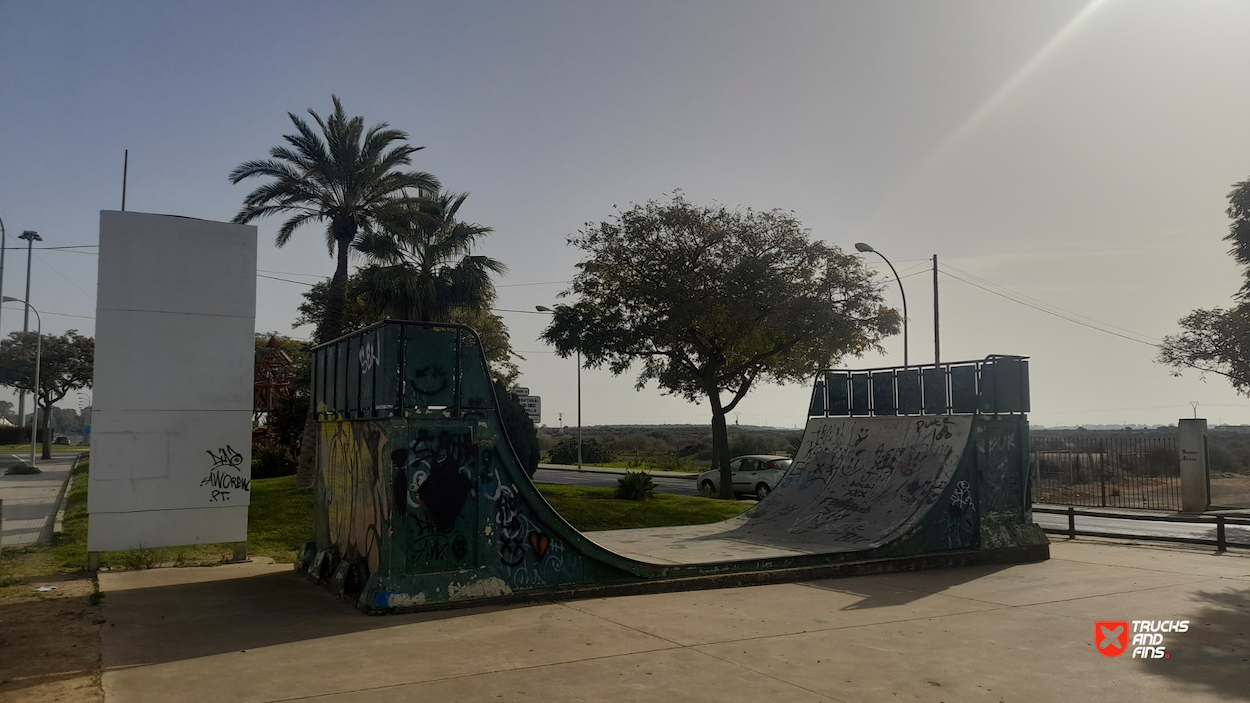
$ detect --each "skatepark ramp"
[298,321,1047,612]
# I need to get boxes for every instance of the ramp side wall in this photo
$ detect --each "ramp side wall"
[310,412,642,610]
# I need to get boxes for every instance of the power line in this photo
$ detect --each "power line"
[937,268,1159,347]
[257,268,325,278]
[941,261,1162,343]
[258,273,315,286]
[32,253,96,302]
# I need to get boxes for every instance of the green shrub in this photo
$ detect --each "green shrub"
[117,546,164,570]
[4,463,39,475]
[615,471,656,501]
[252,444,297,479]
[549,437,614,465]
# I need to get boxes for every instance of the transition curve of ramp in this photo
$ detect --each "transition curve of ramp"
[300,321,1048,612]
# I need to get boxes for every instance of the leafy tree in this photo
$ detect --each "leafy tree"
[0,330,94,459]
[229,95,439,342]
[495,380,539,477]
[354,191,506,323]
[1160,179,1250,389]
[541,194,899,498]
[295,275,522,388]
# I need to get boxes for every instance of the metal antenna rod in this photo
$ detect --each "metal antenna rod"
[933,254,940,365]
[122,150,128,211]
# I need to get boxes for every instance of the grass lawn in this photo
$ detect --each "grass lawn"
[534,482,749,531]
[1,459,744,584]
[0,457,314,585]
[581,459,707,473]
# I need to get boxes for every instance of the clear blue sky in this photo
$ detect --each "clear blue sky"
[4,0,1250,427]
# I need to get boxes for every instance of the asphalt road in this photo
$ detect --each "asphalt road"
[533,468,1250,547]
[533,468,703,497]
[0,452,33,470]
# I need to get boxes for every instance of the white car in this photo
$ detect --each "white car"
[697,455,793,500]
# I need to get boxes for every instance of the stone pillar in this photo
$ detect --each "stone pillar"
[1178,418,1209,513]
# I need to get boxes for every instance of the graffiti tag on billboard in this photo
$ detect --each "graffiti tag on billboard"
[201,445,249,502]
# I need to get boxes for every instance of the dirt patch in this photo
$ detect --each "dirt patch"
[0,574,102,703]
[1033,475,1182,510]
[1211,475,1250,509]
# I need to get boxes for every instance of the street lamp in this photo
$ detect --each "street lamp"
[3,297,40,468]
[855,242,908,368]
[536,305,582,472]
[0,216,7,346]
[16,231,40,427]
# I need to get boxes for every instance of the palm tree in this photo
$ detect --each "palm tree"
[354,191,506,321]
[229,95,438,341]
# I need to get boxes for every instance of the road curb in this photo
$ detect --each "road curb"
[39,452,82,543]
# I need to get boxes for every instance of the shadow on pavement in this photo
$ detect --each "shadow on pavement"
[1140,582,1250,700]
[101,569,515,669]
[800,563,1012,610]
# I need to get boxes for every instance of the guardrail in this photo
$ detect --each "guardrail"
[808,354,1029,417]
[1033,505,1250,551]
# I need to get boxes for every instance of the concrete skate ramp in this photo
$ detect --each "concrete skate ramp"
[586,416,971,564]
[302,322,1046,612]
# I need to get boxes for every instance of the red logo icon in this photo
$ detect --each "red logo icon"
[1096,621,1129,657]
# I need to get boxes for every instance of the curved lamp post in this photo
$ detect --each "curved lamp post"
[536,305,582,471]
[3,297,40,467]
[855,242,908,368]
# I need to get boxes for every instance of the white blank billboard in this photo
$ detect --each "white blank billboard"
[88,211,256,552]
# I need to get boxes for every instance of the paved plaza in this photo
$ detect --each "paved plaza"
[98,539,1250,703]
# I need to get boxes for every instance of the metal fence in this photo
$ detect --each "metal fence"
[1031,436,1182,511]
[809,355,1029,418]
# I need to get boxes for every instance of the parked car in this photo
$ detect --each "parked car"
[697,455,793,500]
[53,436,70,445]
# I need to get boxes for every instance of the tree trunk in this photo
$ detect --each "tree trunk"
[709,397,734,500]
[322,238,351,342]
[40,402,51,460]
[294,411,318,488]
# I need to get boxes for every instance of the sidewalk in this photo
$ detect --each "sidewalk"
[97,540,1250,703]
[0,453,79,546]
[539,462,698,479]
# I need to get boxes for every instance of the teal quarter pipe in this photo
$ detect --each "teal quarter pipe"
[297,321,1047,612]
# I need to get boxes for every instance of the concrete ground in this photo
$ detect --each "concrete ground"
[98,540,1250,703]
[0,454,78,546]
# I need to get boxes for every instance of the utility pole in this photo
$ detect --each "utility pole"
[16,231,41,429]
[577,349,582,472]
[0,216,6,353]
[933,254,940,365]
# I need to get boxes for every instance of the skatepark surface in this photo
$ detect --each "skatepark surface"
[98,539,1250,703]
